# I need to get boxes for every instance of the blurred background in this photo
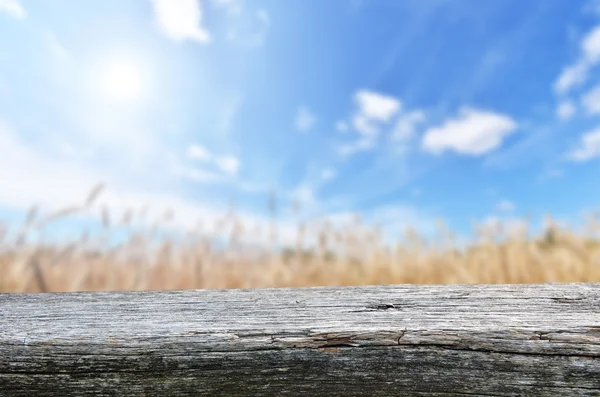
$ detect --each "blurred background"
[1,0,600,292]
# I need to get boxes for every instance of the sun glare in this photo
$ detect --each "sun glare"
[99,58,144,102]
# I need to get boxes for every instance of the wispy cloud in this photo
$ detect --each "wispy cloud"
[337,137,375,157]
[186,143,240,177]
[581,84,600,115]
[0,116,291,245]
[187,144,212,161]
[335,120,348,132]
[255,8,271,46]
[295,106,316,132]
[225,6,270,48]
[539,168,564,181]
[0,117,123,212]
[320,168,336,181]
[422,107,518,156]
[257,8,269,25]
[584,0,600,16]
[352,114,379,137]
[216,155,240,176]
[337,90,403,156]
[554,25,600,94]
[482,123,554,170]
[151,0,210,43]
[211,0,243,15]
[495,199,516,213]
[566,126,600,161]
[557,100,576,120]
[179,166,222,183]
[0,0,25,19]
[391,110,426,142]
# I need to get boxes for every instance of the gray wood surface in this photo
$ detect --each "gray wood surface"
[1,283,600,396]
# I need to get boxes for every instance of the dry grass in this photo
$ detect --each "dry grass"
[1,185,600,293]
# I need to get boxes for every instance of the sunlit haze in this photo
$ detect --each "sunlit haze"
[98,58,145,102]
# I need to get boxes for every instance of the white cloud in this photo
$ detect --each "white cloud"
[422,107,518,156]
[187,144,212,161]
[354,90,401,122]
[567,126,600,162]
[295,106,316,132]
[581,84,600,115]
[557,100,576,120]
[495,199,516,213]
[151,0,210,43]
[554,25,600,94]
[335,120,348,132]
[338,137,374,156]
[337,144,355,156]
[320,168,336,181]
[555,63,588,95]
[185,144,240,177]
[392,110,426,142]
[338,90,401,156]
[216,155,240,176]
[582,25,600,62]
[0,0,25,19]
[340,90,426,157]
[352,114,378,137]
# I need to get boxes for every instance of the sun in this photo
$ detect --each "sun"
[99,58,144,102]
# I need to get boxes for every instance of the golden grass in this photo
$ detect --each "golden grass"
[1,184,600,293]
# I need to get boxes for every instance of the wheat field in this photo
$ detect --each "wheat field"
[1,184,600,293]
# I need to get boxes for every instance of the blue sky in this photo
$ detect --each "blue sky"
[2,0,600,244]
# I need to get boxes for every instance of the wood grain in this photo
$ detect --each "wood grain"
[1,283,600,396]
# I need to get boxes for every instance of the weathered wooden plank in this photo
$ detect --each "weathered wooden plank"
[1,283,600,396]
